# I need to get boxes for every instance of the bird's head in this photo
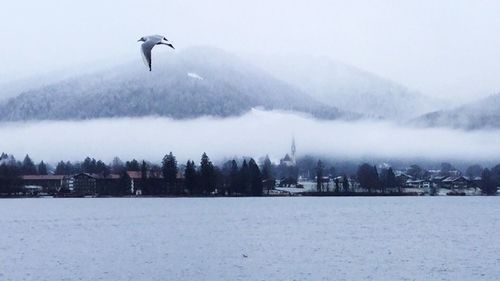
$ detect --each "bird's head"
[137,37,146,42]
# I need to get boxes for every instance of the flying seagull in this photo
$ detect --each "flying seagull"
[137,35,175,71]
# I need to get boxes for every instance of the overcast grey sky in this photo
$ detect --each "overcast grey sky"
[1,0,500,101]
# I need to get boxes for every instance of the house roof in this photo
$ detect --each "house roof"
[406,179,425,184]
[442,176,468,183]
[73,173,98,179]
[73,173,121,179]
[395,172,413,179]
[126,171,142,179]
[21,175,65,180]
[23,170,185,181]
[102,174,121,179]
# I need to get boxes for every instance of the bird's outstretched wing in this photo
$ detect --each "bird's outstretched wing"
[141,40,157,71]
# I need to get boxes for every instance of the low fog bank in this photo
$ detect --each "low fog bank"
[1,109,499,164]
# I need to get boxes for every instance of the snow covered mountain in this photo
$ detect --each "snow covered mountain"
[413,93,500,129]
[0,47,359,122]
[255,55,439,119]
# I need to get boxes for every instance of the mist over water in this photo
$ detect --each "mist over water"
[1,109,499,165]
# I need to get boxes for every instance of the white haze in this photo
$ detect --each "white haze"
[1,110,499,165]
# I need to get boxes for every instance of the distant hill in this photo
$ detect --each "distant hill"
[255,55,439,119]
[0,47,359,122]
[413,93,500,129]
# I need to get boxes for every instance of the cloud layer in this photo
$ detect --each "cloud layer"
[1,110,499,164]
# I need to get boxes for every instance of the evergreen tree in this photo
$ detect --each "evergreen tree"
[334,177,340,193]
[239,160,250,194]
[38,161,48,175]
[357,163,377,193]
[492,164,500,180]
[296,155,316,180]
[111,157,125,174]
[342,175,350,192]
[429,182,439,196]
[66,161,77,174]
[0,162,22,195]
[465,164,483,178]
[261,155,273,180]
[54,161,67,175]
[200,153,216,194]
[125,159,140,171]
[220,160,232,195]
[213,167,224,195]
[261,156,275,194]
[380,168,395,193]
[22,154,37,175]
[149,164,162,177]
[162,152,178,194]
[184,160,197,194]
[249,159,263,196]
[439,162,456,177]
[82,157,97,174]
[384,167,397,192]
[140,160,148,194]
[480,168,497,195]
[316,160,324,192]
[118,171,132,196]
[373,165,380,192]
[95,160,110,176]
[229,160,239,195]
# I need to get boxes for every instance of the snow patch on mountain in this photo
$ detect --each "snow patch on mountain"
[187,72,204,80]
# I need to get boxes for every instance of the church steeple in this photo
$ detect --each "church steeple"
[291,136,296,164]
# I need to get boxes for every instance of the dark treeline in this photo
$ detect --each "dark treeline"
[312,160,500,195]
[351,162,500,196]
[1,152,499,196]
[0,152,270,197]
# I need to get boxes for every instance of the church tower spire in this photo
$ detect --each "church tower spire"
[291,136,296,164]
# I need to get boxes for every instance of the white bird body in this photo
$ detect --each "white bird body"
[138,35,175,71]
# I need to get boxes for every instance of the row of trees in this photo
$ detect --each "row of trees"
[480,169,499,195]
[315,160,350,192]
[356,164,399,193]
[314,160,500,195]
[0,153,48,176]
[110,153,269,196]
[315,162,399,194]
[2,152,500,196]
[0,152,270,196]
[353,162,500,195]
[404,163,494,180]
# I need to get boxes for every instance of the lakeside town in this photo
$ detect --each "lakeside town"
[1,140,498,197]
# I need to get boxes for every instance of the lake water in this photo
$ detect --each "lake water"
[0,197,499,280]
